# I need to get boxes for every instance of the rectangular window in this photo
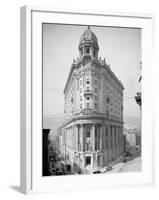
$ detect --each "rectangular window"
[95,87,97,93]
[86,102,90,109]
[86,48,90,54]
[86,86,90,91]
[95,95,97,101]
[86,131,90,138]
[85,156,91,166]
[94,103,97,109]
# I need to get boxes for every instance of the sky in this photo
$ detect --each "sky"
[43,23,141,121]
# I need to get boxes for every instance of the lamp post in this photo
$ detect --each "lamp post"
[135,92,141,109]
[135,62,142,109]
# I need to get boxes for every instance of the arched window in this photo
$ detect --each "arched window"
[86,47,90,54]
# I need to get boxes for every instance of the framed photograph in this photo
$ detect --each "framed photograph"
[20,6,154,194]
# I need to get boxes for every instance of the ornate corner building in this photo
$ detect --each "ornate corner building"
[61,26,125,173]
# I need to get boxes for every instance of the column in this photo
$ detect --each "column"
[103,125,105,150]
[119,127,121,154]
[90,46,93,57]
[112,126,114,147]
[97,124,100,150]
[112,126,115,160]
[83,125,85,152]
[92,124,95,151]
[117,127,118,146]
[100,125,102,150]
[77,125,80,151]
[73,126,75,150]
[81,124,84,151]
[75,125,77,151]
[114,126,116,146]
[108,125,110,149]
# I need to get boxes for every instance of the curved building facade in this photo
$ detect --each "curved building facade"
[62,26,125,173]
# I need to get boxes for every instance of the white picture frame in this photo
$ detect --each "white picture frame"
[20,6,154,194]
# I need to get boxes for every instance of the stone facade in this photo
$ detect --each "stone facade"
[62,26,125,173]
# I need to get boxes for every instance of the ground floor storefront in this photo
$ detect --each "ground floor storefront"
[62,117,125,173]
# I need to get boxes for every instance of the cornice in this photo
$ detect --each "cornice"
[63,112,123,127]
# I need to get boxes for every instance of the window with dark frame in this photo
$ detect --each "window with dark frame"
[86,47,90,54]
[85,156,91,166]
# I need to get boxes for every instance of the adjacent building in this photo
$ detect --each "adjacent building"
[42,129,51,176]
[61,26,125,173]
[124,128,141,152]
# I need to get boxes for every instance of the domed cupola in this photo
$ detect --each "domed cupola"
[78,26,99,59]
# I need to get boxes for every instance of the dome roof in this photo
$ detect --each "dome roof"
[79,26,99,50]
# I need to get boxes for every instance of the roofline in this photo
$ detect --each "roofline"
[63,64,75,94]
[103,63,124,90]
[63,60,124,94]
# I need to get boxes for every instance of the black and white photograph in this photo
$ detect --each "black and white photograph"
[42,24,141,176]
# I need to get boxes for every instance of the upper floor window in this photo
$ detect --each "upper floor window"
[86,132,90,138]
[106,97,110,104]
[71,97,74,104]
[94,103,97,109]
[86,47,90,54]
[86,86,90,92]
[95,87,97,93]
[86,102,90,109]
[95,79,97,85]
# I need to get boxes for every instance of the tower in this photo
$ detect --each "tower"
[62,26,125,174]
[78,26,99,59]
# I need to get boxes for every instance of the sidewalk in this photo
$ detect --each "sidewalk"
[99,154,125,173]
[105,157,141,173]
